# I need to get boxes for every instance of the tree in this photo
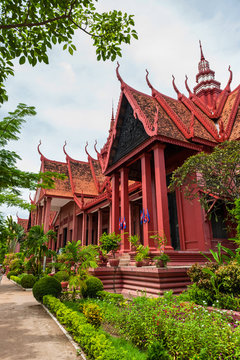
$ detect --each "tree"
[0,103,66,211]
[169,141,240,213]
[22,225,56,276]
[5,215,25,252]
[0,0,138,103]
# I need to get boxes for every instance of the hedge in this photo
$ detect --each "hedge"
[43,295,127,360]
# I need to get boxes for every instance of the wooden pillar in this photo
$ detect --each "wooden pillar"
[109,204,112,234]
[153,144,173,250]
[44,197,51,233]
[82,212,87,246]
[41,202,45,227]
[141,153,155,249]
[97,209,102,245]
[88,213,93,245]
[111,172,120,233]
[120,167,130,252]
[72,203,77,242]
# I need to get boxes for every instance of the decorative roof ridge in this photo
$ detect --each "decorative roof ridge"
[65,150,75,194]
[73,193,84,210]
[180,94,220,141]
[29,193,35,205]
[63,141,89,164]
[172,75,183,100]
[116,62,127,90]
[37,140,51,162]
[85,141,98,161]
[224,84,240,139]
[145,70,190,138]
[87,146,102,194]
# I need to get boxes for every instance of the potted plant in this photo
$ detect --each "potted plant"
[97,247,108,267]
[153,253,170,268]
[135,245,150,267]
[99,232,121,267]
[129,234,140,252]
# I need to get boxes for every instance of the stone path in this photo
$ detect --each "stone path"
[0,276,79,360]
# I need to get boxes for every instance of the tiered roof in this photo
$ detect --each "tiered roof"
[97,43,240,173]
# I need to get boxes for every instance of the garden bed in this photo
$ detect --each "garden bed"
[44,290,240,360]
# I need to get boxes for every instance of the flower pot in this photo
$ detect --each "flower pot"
[142,258,150,266]
[98,261,108,267]
[61,281,69,290]
[109,258,120,267]
[135,261,143,267]
[156,260,166,268]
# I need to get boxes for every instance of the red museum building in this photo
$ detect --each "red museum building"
[29,44,240,294]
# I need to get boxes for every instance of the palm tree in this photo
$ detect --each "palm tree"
[23,225,56,276]
[5,216,25,253]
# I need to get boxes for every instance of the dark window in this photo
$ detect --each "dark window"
[211,203,228,239]
[167,174,180,250]
[63,228,68,247]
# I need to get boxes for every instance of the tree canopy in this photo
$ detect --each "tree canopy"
[0,103,65,210]
[0,0,138,103]
[169,141,240,212]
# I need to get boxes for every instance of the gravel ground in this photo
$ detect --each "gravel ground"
[0,276,79,360]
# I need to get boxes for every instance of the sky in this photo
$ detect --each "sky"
[2,0,240,221]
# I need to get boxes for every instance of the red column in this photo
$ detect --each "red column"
[109,204,112,233]
[141,153,155,249]
[72,203,77,242]
[88,213,93,245]
[82,212,87,246]
[111,173,120,234]
[97,209,102,245]
[153,144,173,250]
[120,167,130,252]
[44,197,51,233]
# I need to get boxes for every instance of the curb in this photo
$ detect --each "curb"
[9,279,32,291]
[42,304,87,360]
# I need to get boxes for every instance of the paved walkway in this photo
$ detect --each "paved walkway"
[0,276,79,360]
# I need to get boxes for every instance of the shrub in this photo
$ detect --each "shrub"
[54,271,69,282]
[43,295,128,360]
[10,275,21,284]
[215,293,240,311]
[7,270,18,279]
[21,274,37,288]
[97,290,124,305]
[146,341,170,360]
[81,276,103,298]
[33,277,62,302]
[83,303,103,328]
[215,261,240,295]
[184,283,214,306]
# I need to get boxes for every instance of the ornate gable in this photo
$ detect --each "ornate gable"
[110,98,149,166]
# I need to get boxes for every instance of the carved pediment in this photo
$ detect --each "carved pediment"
[110,101,149,165]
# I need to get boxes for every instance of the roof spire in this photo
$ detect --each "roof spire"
[111,100,114,121]
[199,40,205,61]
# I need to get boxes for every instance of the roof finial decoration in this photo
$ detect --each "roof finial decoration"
[172,75,182,99]
[85,141,91,158]
[63,140,68,157]
[111,100,115,121]
[225,65,233,92]
[185,75,192,96]
[116,62,125,89]
[145,69,154,91]
[37,140,46,160]
[29,193,34,204]
[199,40,205,61]
[94,140,101,157]
[16,212,19,220]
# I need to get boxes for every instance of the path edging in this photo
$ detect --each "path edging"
[42,304,87,360]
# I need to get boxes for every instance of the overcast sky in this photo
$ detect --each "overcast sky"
[2,0,240,220]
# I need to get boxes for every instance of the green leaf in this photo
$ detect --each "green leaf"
[19,56,26,65]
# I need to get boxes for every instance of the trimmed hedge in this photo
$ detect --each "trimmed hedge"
[7,270,18,279]
[81,276,104,298]
[10,275,21,285]
[33,277,62,303]
[21,274,37,288]
[43,295,127,360]
[54,271,69,282]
